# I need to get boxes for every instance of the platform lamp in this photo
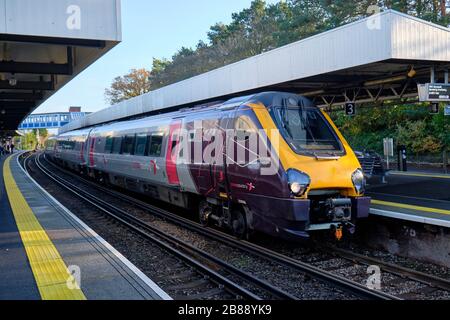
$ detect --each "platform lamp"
[407,66,417,78]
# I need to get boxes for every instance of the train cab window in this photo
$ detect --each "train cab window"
[112,137,122,154]
[105,136,113,153]
[148,134,163,157]
[134,134,147,156]
[274,107,342,153]
[122,135,135,155]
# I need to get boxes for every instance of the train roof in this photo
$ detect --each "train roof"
[57,92,315,136]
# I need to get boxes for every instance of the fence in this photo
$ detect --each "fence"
[385,150,449,173]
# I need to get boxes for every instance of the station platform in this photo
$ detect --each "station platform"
[0,153,171,300]
[367,171,450,228]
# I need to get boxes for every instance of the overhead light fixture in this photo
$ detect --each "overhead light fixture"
[301,89,325,96]
[407,66,417,78]
[1,109,5,115]
[9,75,17,86]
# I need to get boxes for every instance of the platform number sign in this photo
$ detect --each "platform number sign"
[345,102,356,116]
[430,102,439,115]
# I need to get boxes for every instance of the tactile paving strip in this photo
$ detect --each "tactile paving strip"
[3,156,86,300]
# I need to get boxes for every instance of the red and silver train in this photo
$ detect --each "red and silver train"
[45,92,370,240]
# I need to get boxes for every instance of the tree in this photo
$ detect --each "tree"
[105,68,152,105]
[36,128,49,148]
[21,131,38,150]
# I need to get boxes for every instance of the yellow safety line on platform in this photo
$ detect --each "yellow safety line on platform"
[390,172,450,179]
[3,156,86,300]
[372,199,450,216]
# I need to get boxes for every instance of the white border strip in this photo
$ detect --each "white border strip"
[389,171,450,179]
[15,153,172,300]
[370,208,450,228]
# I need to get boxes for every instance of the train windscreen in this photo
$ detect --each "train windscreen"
[273,106,343,154]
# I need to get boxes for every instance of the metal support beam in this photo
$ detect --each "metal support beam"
[67,46,74,75]
[0,101,36,108]
[317,92,419,109]
[0,34,106,48]
[0,46,73,75]
[0,80,54,90]
[0,60,72,75]
[0,92,43,100]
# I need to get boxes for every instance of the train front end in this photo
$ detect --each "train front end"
[250,93,370,240]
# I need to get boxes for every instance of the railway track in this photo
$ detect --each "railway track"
[316,246,450,299]
[26,152,403,300]
[34,152,450,299]
[25,152,297,300]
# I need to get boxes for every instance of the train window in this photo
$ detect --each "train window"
[122,135,135,155]
[178,136,184,158]
[61,140,75,150]
[112,137,122,154]
[274,107,342,152]
[105,136,113,153]
[235,117,255,141]
[135,134,147,156]
[148,134,163,157]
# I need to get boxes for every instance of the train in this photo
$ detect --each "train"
[45,92,370,240]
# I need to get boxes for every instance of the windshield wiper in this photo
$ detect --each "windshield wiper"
[280,101,293,138]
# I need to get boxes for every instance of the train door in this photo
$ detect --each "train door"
[192,115,226,198]
[226,110,260,201]
[84,129,95,174]
[209,111,230,200]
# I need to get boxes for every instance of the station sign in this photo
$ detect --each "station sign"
[418,83,450,102]
[383,138,394,157]
[345,102,356,116]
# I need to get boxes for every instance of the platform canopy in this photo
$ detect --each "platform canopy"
[0,0,121,136]
[61,10,450,134]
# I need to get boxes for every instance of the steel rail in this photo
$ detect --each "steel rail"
[321,245,450,292]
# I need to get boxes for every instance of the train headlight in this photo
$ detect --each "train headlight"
[287,169,310,197]
[352,169,366,195]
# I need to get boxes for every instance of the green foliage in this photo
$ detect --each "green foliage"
[146,0,450,90]
[331,103,450,156]
[13,129,50,150]
[21,131,38,150]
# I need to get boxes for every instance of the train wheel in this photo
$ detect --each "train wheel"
[232,209,248,240]
[198,201,212,227]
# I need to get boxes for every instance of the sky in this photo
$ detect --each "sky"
[34,0,279,114]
